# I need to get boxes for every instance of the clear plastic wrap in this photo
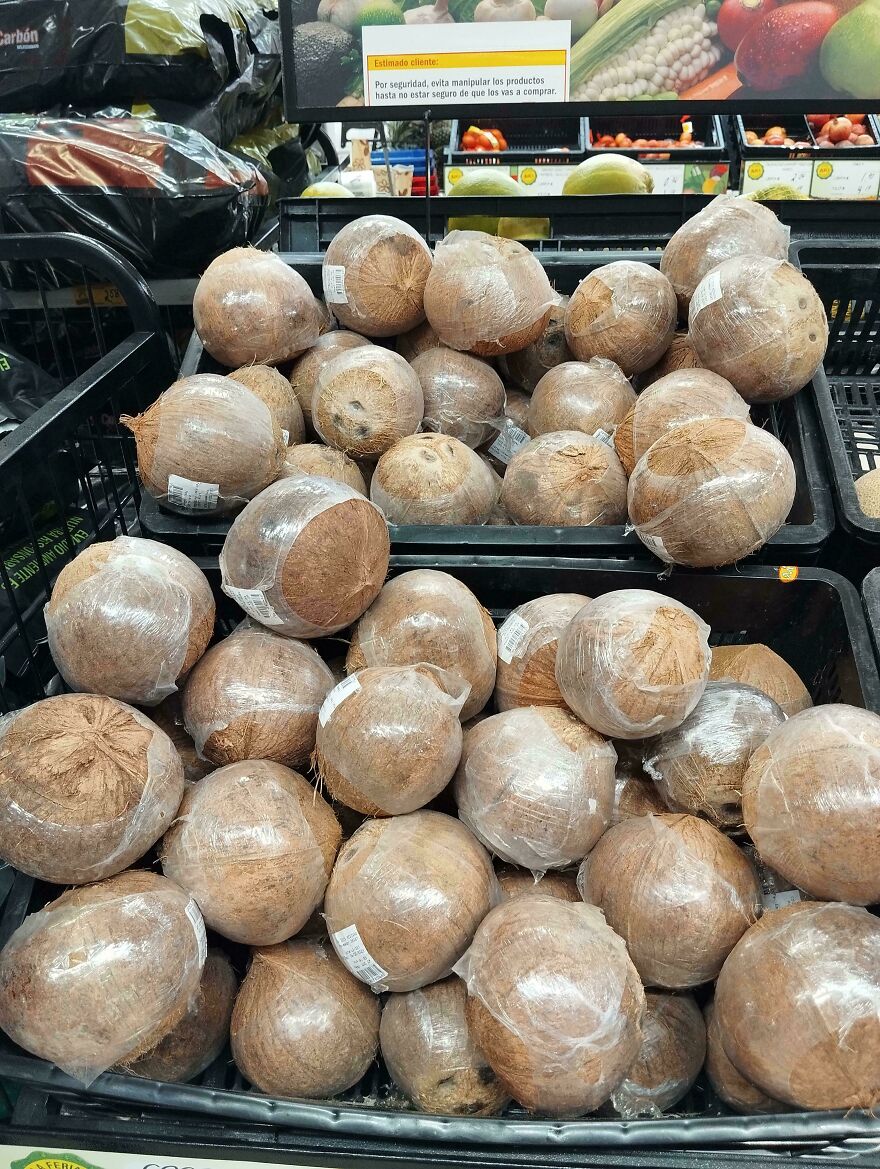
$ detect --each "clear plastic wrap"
[161,760,341,946]
[453,893,645,1117]
[0,870,206,1085]
[413,348,506,449]
[371,433,498,526]
[526,359,636,440]
[627,417,797,568]
[742,703,880,905]
[500,431,628,527]
[315,664,468,816]
[611,773,666,824]
[231,939,380,1099]
[710,643,812,719]
[281,444,367,495]
[0,693,184,885]
[494,592,591,712]
[499,298,572,393]
[423,232,558,357]
[495,865,580,902]
[635,331,702,392]
[703,999,786,1115]
[688,256,829,404]
[288,332,374,428]
[121,374,285,517]
[151,694,215,784]
[220,475,390,638]
[644,681,785,830]
[181,619,334,768]
[714,901,880,1111]
[555,589,710,740]
[396,319,443,362]
[454,707,616,871]
[45,535,215,706]
[230,366,305,446]
[503,388,531,432]
[564,262,677,378]
[608,992,706,1118]
[578,813,761,989]
[324,810,497,993]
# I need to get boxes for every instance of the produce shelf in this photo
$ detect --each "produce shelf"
[736,116,880,199]
[584,114,730,196]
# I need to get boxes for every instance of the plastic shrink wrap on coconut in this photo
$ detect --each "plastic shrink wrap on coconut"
[371,433,498,526]
[281,444,368,494]
[229,365,305,446]
[500,298,572,392]
[608,992,706,1118]
[703,999,786,1115]
[636,332,701,390]
[526,359,635,440]
[313,347,424,460]
[496,866,580,902]
[501,432,628,527]
[288,331,373,426]
[710,643,811,719]
[413,348,505,449]
[494,593,591,712]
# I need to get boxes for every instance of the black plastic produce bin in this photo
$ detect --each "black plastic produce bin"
[447,118,588,167]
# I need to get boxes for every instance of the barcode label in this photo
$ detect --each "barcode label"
[282,429,290,445]
[319,674,362,726]
[332,924,388,989]
[690,270,723,318]
[166,474,219,512]
[224,585,284,626]
[322,264,348,304]
[593,428,613,446]
[497,612,530,664]
[185,899,208,965]
[762,888,802,910]
[488,422,530,465]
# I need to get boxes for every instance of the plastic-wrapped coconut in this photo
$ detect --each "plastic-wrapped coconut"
[313,346,424,459]
[579,813,761,988]
[526,359,635,439]
[220,475,389,638]
[636,331,702,390]
[496,865,580,902]
[0,694,183,885]
[122,374,285,516]
[501,432,628,526]
[608,992,706,1118]
[229,365,305,445]
[151,694,215,784]
[503,388,530,431]
[288,331,373,426]
[371,433,498,525]
[45,536,214,706]
[494,593,590,711]
[500,298,572,392]
[193,248,321,366]
[454,894,645,1116]
[612,773,666,823]
[688,257,828,403]
[704,999,786,1114]
[628,417,796,567]
[397,319,443,361]
[710,643,811,718]
[281,443,368,494]
[413,347,505,448]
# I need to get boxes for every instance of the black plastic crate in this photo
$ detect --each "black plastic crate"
[863,566,880,668]
[736,114,880,161]
[447,118,588,167]
[586,115,727,161]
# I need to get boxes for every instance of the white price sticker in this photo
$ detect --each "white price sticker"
[332,924,389,988]
[185,899,208,965]
[319,674,362,726]
[322,264,348,304]
[166,474,219,512]
[497,612,530,664]
[689,270,723,318]
[282,428,290,445]
[762,888,802,911]
[593,428,613,446]
[488,422,530,465]
[224,585,284,626]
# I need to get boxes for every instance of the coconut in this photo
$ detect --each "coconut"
[710,644,811,718]
[324,810,496,992]
[322,214,433,337]
[496,865,580,902]
[688,257,828,404]
[220,475,389,638]
[45,536,215,706]
[397,319,443,361]
[660,194,790,316]
[0,694,184,885]
[424,231,556,357]
[413,347,505,448]
[703,999,786,1114]
[636,331,702,390]
[193,248,321,366]
[644,682,785,830]
[503,389,530,431]
[455,894,645,1116]
[231,939,380,1098]
[288,331,373,426]
[162,760,341,945]
[0,870,205,1083]
[281,443,368,494]
[313,296,336,334]
[347,569,497,721]
[494,593,590,712]
[612,774,667,824]
[381,977,510,1116]
[565,262,677,377]
[742,703,880,904]
[151,694,215,783]
[229,365,305,445]
[608,992,706,1118]
[118,950,236,1083]
[315,664,467,816]
[627,417,796,567]
[313,346,424,459]
[454,707,616,870]
[121,374,285,515]
[501,431,628,527]
[579,813,761,988]
[499,298,572,392]
[613,369,751,476]
[181,620,334,767]
[714,901,880,1111]
[371,433,497,526]
[526,359,636,439]
[856,468,880,517]
[555,590,710,740]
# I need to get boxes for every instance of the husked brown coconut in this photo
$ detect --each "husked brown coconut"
[45,536,215,706]
[413,348,505,448]
[660,194,789,316]
[555,590,710,739]
[527,359,636,439]
[0,694,183,884]
[609,992,706,1117]
[424,231,556,357]
[703,999,786,1114]
[565,262,677,377]
[501,432,628,527]
[371,433,497,526]
[162,760,341,945]
[688,257,828,404]
[151,694,215,783]
[742,704,880,904]
[455,708,615,870]
[636,331,702,390]
[194,248,321,366]
[714,901,880,1111]
[500,298,572,392]
[231,940,380,1097]
[288,331,373,426]
[312,296,336,335]
[397,319,443,361]
[322,215,432,337]
[496,865,580,902]
[579,813,761,988]
[181,620,333,767]
[324,810,496,991]
[229,365,305,445]
[494,593,590,712]
[628,417,796,567]
[121,374,285,515]
[612,774,666,823]
[710,644,811,718]
[644,682,785,830]
[503,389,530,431]
[381,978,510,1116]
[315,664,466,816]
[0,870,205,1083]
[347,569,497,721]
[281,443,367,494]
[456,894,645,1116]
[313,347,423,459]
[220,475,389,638]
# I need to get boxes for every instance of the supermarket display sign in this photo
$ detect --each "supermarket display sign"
[5,1148,307,1169]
